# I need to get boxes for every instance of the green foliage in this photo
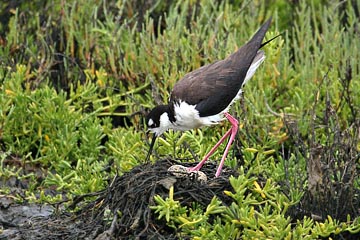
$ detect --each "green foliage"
[151,186,188,226]
[152,170,360,239]
[0,65,109,196]
[107,127,146,172]
[0,0,359,237]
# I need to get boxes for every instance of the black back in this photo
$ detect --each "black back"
[170,17,272,117]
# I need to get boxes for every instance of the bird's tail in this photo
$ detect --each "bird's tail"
[229,17,272,66]
[247,17,273,49]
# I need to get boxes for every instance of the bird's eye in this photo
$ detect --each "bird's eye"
[148,118,156,128]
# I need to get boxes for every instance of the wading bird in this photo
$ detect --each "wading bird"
[146,18,274,177]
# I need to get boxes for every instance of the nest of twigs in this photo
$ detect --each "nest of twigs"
[12,159,238,239]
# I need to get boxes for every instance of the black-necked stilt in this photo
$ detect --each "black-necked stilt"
[146,18,274,177]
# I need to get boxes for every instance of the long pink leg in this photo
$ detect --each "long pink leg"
[215,113,238,177]
[188,113,239,177]
[188,128,232,172]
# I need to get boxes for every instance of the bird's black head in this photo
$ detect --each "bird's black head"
[146,105,170,135]
[145,105,172,162]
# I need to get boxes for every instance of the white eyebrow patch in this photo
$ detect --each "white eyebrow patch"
[148,119,154,126]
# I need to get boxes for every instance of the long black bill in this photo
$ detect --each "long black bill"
[145,134,157,162]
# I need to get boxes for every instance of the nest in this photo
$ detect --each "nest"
[9,159,238,239]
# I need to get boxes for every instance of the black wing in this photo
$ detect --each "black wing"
[170,17,272,117]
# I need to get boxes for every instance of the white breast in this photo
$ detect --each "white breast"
[171,101,220,131]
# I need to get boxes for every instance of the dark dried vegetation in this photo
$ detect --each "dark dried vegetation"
[4,159,238,239]
[284,68,360,231]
